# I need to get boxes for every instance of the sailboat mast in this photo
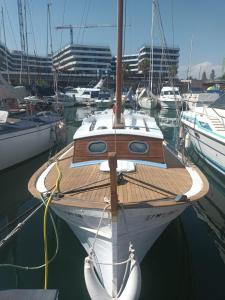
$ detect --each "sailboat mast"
[115,0,123,127]
[150,0,155,93]
[1,8,10,83]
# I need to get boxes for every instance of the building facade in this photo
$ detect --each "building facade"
[0,42,179,87]
[138,45,180,79]
[0,42,53,84]
[53,44,112,78]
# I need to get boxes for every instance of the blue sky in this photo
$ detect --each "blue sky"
[1,0,225,78]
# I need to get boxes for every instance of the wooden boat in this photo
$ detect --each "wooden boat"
[28,1,209,299]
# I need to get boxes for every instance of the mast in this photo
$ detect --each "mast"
[150,0,155,93]
[114,0,124,128]
[47,3,58,95]
[17,0,25,84]
[24,0,30,85]
[1,7,10,83]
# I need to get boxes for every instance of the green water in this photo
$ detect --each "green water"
[0,107,225,299]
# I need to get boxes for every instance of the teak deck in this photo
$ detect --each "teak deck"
[28,144,208,209]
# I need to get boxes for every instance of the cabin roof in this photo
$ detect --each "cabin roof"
[73,110,163,140]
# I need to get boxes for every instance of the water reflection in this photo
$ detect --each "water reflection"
[190,150,225,264]
[0,107,225,299]
[159,108,225,299]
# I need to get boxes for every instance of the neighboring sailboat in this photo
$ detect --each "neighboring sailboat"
[138,0,158,110]
[28,1,209,299]
[0,110,65,171]
[0,72,66,171]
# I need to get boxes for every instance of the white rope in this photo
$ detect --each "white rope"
[90,202,110,254]
[89,256,131,266]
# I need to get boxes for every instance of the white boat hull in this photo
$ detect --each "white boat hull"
[138,97,157,110]
[95,100,113,109]
[187,127,225,175]
[159,100,177,109]
[0,122,61,171]
[52,203,187,297]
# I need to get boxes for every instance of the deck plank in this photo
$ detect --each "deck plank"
[28,144,208,209]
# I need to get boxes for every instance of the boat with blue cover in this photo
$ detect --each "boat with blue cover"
[0,110,65,171]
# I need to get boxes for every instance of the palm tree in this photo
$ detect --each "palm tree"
[122,62,130,81]
[168,64,178,78]
[138,58,150,83]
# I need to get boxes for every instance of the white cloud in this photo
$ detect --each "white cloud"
[178,61,223,79]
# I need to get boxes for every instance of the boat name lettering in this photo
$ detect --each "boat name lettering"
[145,210,177,221]
[66,211,83,218]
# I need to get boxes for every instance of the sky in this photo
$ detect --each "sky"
[1,0,225,79]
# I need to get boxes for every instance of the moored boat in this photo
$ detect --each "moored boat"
[0,110,66,171]
[28,107,208,298]
[28,1,209,299]
[181,94,225,176]
[158,86,182,109]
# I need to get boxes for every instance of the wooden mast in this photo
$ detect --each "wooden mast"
[114,0,124,128]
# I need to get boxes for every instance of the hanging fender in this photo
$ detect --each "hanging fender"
[84,257,111,300]
[84,255,141,300]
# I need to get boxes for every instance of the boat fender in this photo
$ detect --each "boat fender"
[184,132,190,148]
[179,125,184,139]
[84,257,111,300]
[84,255,141,300]
[118,255,141,300]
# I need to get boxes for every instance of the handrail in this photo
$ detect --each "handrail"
[183,108,225,132]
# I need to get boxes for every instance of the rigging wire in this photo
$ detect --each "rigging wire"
[27,0,37,56]
[171,0,174,48]
[0,202,41,235]
[77,0,88,44]
[0,199,59,271]
[59,0,67,49]
[3,0,19,50]
[80,0,91,44]
[122,0,127,57]
[1,7,10,83]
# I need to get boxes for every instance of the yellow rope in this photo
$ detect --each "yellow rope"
[43,161,61,289]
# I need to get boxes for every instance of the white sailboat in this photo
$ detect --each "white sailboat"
[0,110,65,172]
[28,1,209,299]
[138,0,158,110]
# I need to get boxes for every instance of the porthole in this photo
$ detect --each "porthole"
[128,141,149,154]
[88,141,107,153]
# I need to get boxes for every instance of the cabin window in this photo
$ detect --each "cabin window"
[128,141,149,154]
[88,141,107,153]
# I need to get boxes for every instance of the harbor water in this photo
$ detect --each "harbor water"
[0,107,225,300]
